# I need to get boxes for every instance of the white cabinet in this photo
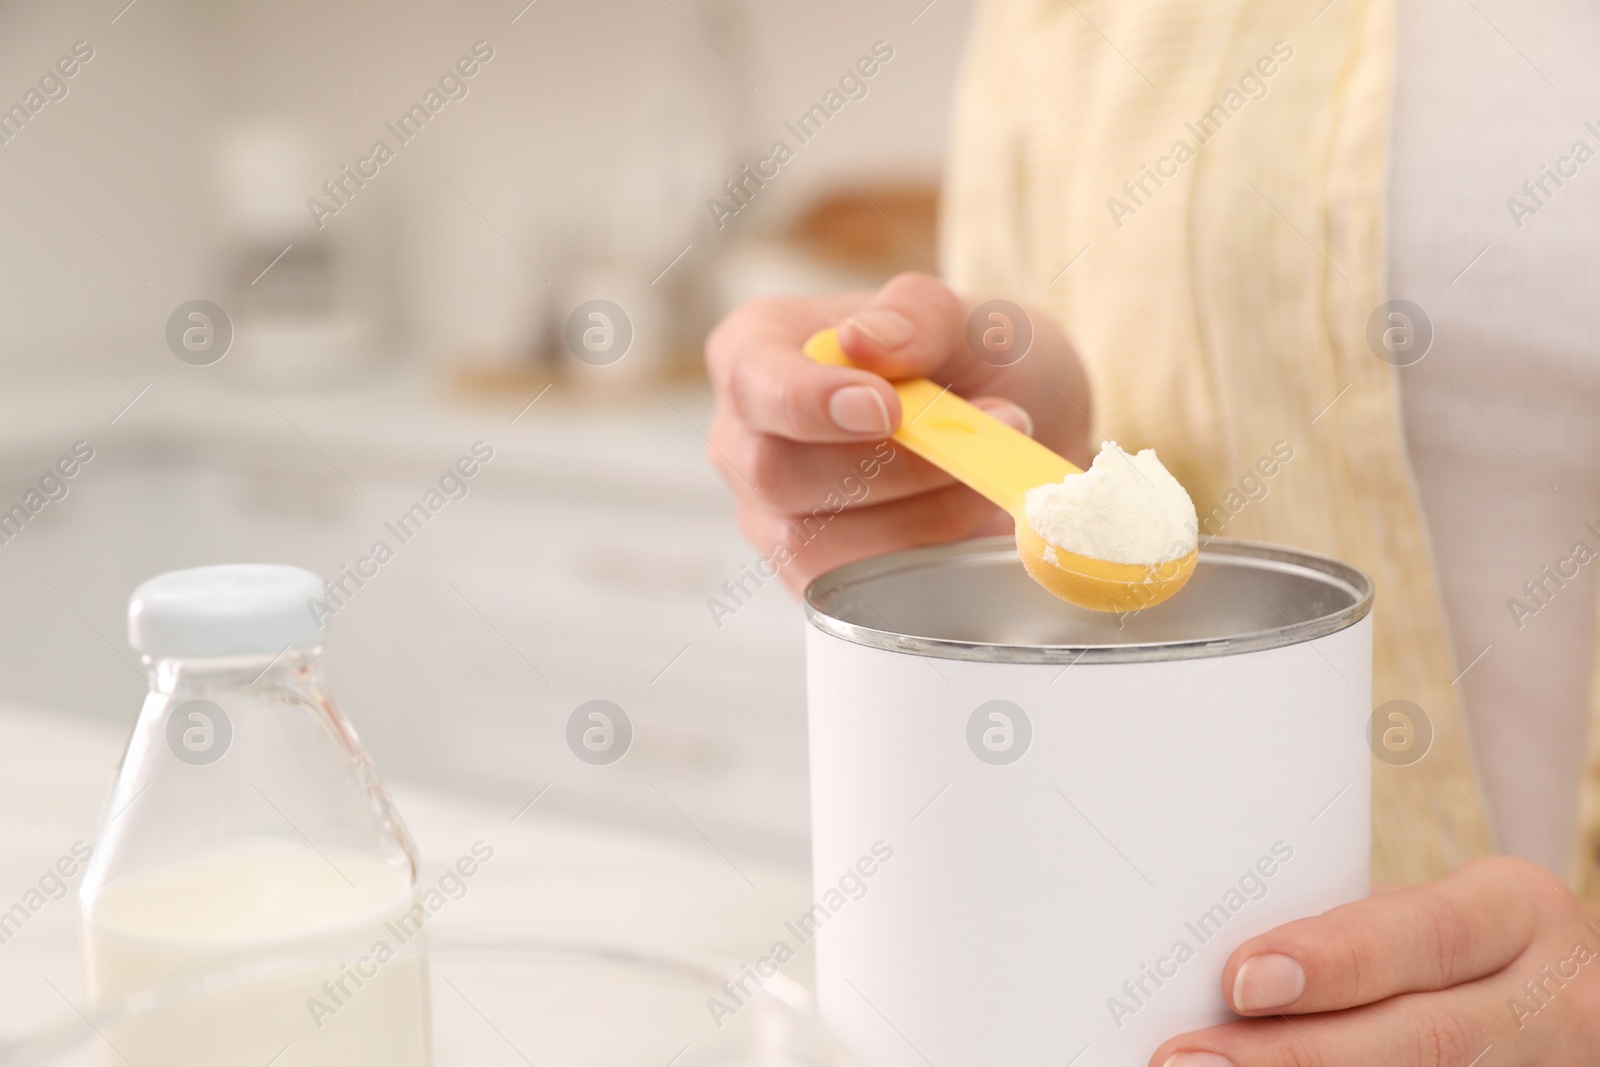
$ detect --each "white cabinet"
[0,381,811,866]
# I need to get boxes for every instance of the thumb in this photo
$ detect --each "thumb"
[836,272,968,380]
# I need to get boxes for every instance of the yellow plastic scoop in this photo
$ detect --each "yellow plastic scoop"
[805,328,1196,613]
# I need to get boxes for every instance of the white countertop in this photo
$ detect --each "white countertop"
[0,700,813,1045]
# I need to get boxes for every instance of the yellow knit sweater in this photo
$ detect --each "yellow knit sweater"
[942,0,1600,894]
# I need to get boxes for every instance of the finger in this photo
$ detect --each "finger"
[1223,857,1546,1016]
[836,272,972,382]
[1152,982,1506,1067]
[710,397,1031,514]
[838,275,1036,399]
[721,339,904,443]
[739,483,1007,593]
[711,427,951,514]
[707,298,903,444]
[975,396,1034,437]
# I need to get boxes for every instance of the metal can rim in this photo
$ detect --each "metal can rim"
[803,536,1374,664]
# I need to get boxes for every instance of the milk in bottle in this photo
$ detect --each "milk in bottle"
[79,565,431,1066]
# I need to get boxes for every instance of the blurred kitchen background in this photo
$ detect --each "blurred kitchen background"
[0,0,972,869]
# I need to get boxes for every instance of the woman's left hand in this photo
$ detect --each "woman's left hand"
[1151,857,1600,1066]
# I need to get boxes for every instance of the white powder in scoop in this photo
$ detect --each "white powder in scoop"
[1024,442,1198,565]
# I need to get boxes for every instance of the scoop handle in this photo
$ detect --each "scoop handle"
[803,328,1079,515]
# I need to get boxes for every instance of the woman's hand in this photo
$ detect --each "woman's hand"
[1152,857,1600,1066]
[704,272,1092,593]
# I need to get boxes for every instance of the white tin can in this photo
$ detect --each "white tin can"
[804,537,1372,1067]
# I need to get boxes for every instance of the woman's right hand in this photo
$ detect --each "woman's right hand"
[704,272,1094,594]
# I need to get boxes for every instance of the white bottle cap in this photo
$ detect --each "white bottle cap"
[128,564,326,658]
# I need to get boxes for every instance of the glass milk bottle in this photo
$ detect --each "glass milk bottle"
[79,564,431,1066]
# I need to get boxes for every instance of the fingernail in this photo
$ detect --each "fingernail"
[829,386,892,436]
[1162,1055,1234,1067]
[1232,953,1306,1012]
[844,309,915,349]
[973,398,1034,437]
